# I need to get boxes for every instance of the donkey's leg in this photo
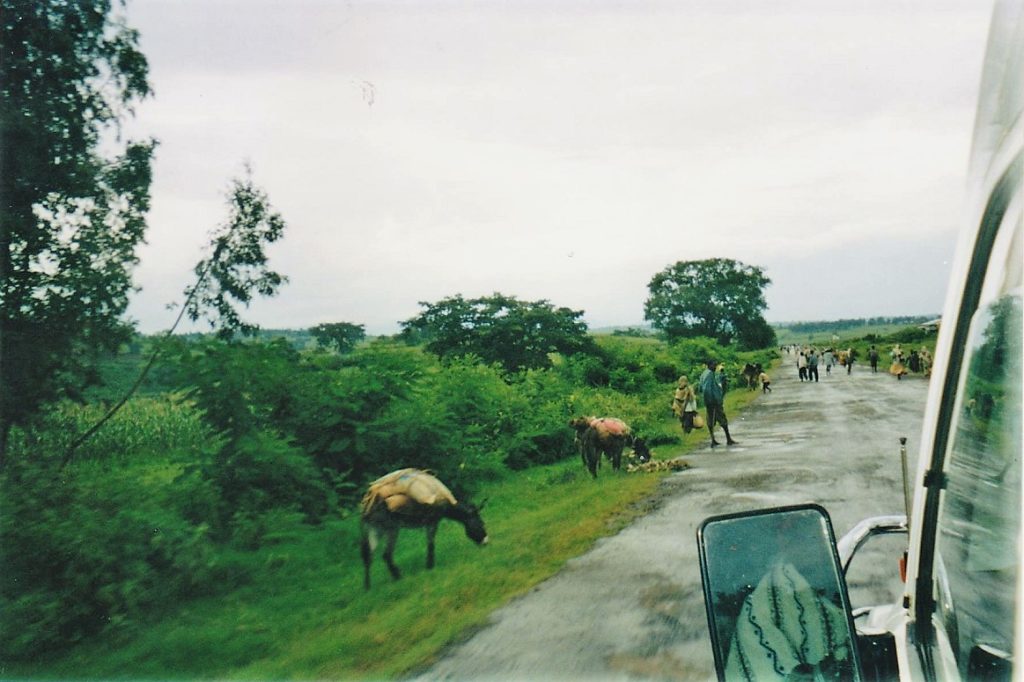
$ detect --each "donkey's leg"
[382,528,402,580]
[610,441,624,470]
[360,525,375,590]
[585,443,599,478]
[425,522,439,569]
[580,433,598,478]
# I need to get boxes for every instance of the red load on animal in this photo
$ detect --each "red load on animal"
[569,416,650,478]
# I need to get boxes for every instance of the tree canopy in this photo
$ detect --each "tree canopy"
[310,322,366,354]
[399,293,595,373]
[643,258,775,348]
[1,0,154,460]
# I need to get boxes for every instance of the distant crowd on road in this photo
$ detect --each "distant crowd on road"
[782,343,933,382]
[670,342,934,452]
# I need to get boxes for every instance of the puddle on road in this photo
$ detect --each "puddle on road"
[605,578,714,680]
[607,651,706,679]
[727,490,788,506]
[719,467,820,488]
[691,432,811,455]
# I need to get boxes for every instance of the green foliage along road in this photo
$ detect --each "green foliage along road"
[0,331,774,676]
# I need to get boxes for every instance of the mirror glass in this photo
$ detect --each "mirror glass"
[698,504,862,681]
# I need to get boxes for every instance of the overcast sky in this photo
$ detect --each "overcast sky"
[121,0,995,335]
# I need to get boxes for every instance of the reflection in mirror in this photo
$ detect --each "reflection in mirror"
[698,504,862,681]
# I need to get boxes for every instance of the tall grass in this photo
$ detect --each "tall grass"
[7,394,210,463]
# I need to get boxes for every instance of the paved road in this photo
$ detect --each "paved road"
[414,359,930,681]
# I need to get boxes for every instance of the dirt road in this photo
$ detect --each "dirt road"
[413,358,930,681]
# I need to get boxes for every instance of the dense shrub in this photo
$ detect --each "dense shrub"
[500,369,577,470]
[0,454,223,660]
[562,336,679,395]
[199,431,335,535]
[358,357,512,495]
[669,337,777,390]
[2,330,772,661]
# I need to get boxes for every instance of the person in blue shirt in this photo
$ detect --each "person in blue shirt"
[699,360,738,447]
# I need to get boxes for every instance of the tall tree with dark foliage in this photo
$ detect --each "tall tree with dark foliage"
[644,258,775,349]
[310,322,366,354]
[401,293,595,373]
[0,0,154,463]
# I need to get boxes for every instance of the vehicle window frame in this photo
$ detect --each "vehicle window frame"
[913,153,1022,658]
[932,223,1021,673]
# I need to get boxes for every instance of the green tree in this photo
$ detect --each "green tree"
[643,258,774,348]
[400,293,595,373]
[0,0,154,463]
[184,169,288,340]
[310,321,366,354]
[58,169,288,466]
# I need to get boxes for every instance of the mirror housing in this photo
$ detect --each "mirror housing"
[697,504,863,681]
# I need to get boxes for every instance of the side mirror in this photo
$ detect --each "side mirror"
[697,504,863,681]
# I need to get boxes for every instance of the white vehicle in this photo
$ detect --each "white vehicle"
[697,2,1022,680]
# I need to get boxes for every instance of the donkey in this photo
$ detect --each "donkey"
[569,416,651,478]
[360,468,488,590]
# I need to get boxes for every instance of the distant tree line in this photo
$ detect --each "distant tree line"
[776,315,938,335]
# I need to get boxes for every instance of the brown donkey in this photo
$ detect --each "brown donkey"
[569,417,651,478]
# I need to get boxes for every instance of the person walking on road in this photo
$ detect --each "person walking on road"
[759,370,772,393]
[868,345,879,373]
[807,349,819,382]
[846,347,855,374]
[700,360,737,447]
[797,351,808,382]
[824,348,835,375]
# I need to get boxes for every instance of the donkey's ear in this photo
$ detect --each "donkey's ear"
[478,498,489,511]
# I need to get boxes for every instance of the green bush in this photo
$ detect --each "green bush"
[357,357,512,496]
[201,431,335,534]
[0,454,221,660]
[669,337,777,391]
[501,369,577,470]
[0,328,777,662]
[562,336,680,395]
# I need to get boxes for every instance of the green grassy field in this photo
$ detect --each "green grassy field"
[6,386,762,681]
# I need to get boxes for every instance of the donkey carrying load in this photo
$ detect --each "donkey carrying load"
[360,468,488,589]
[569,416,651,478]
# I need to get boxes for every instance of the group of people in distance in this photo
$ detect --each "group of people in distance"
[675,340,936,450]
[787,345,856,382]
[877,343,933,379]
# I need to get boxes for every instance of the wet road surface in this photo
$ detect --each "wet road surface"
[413,359,929,681]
